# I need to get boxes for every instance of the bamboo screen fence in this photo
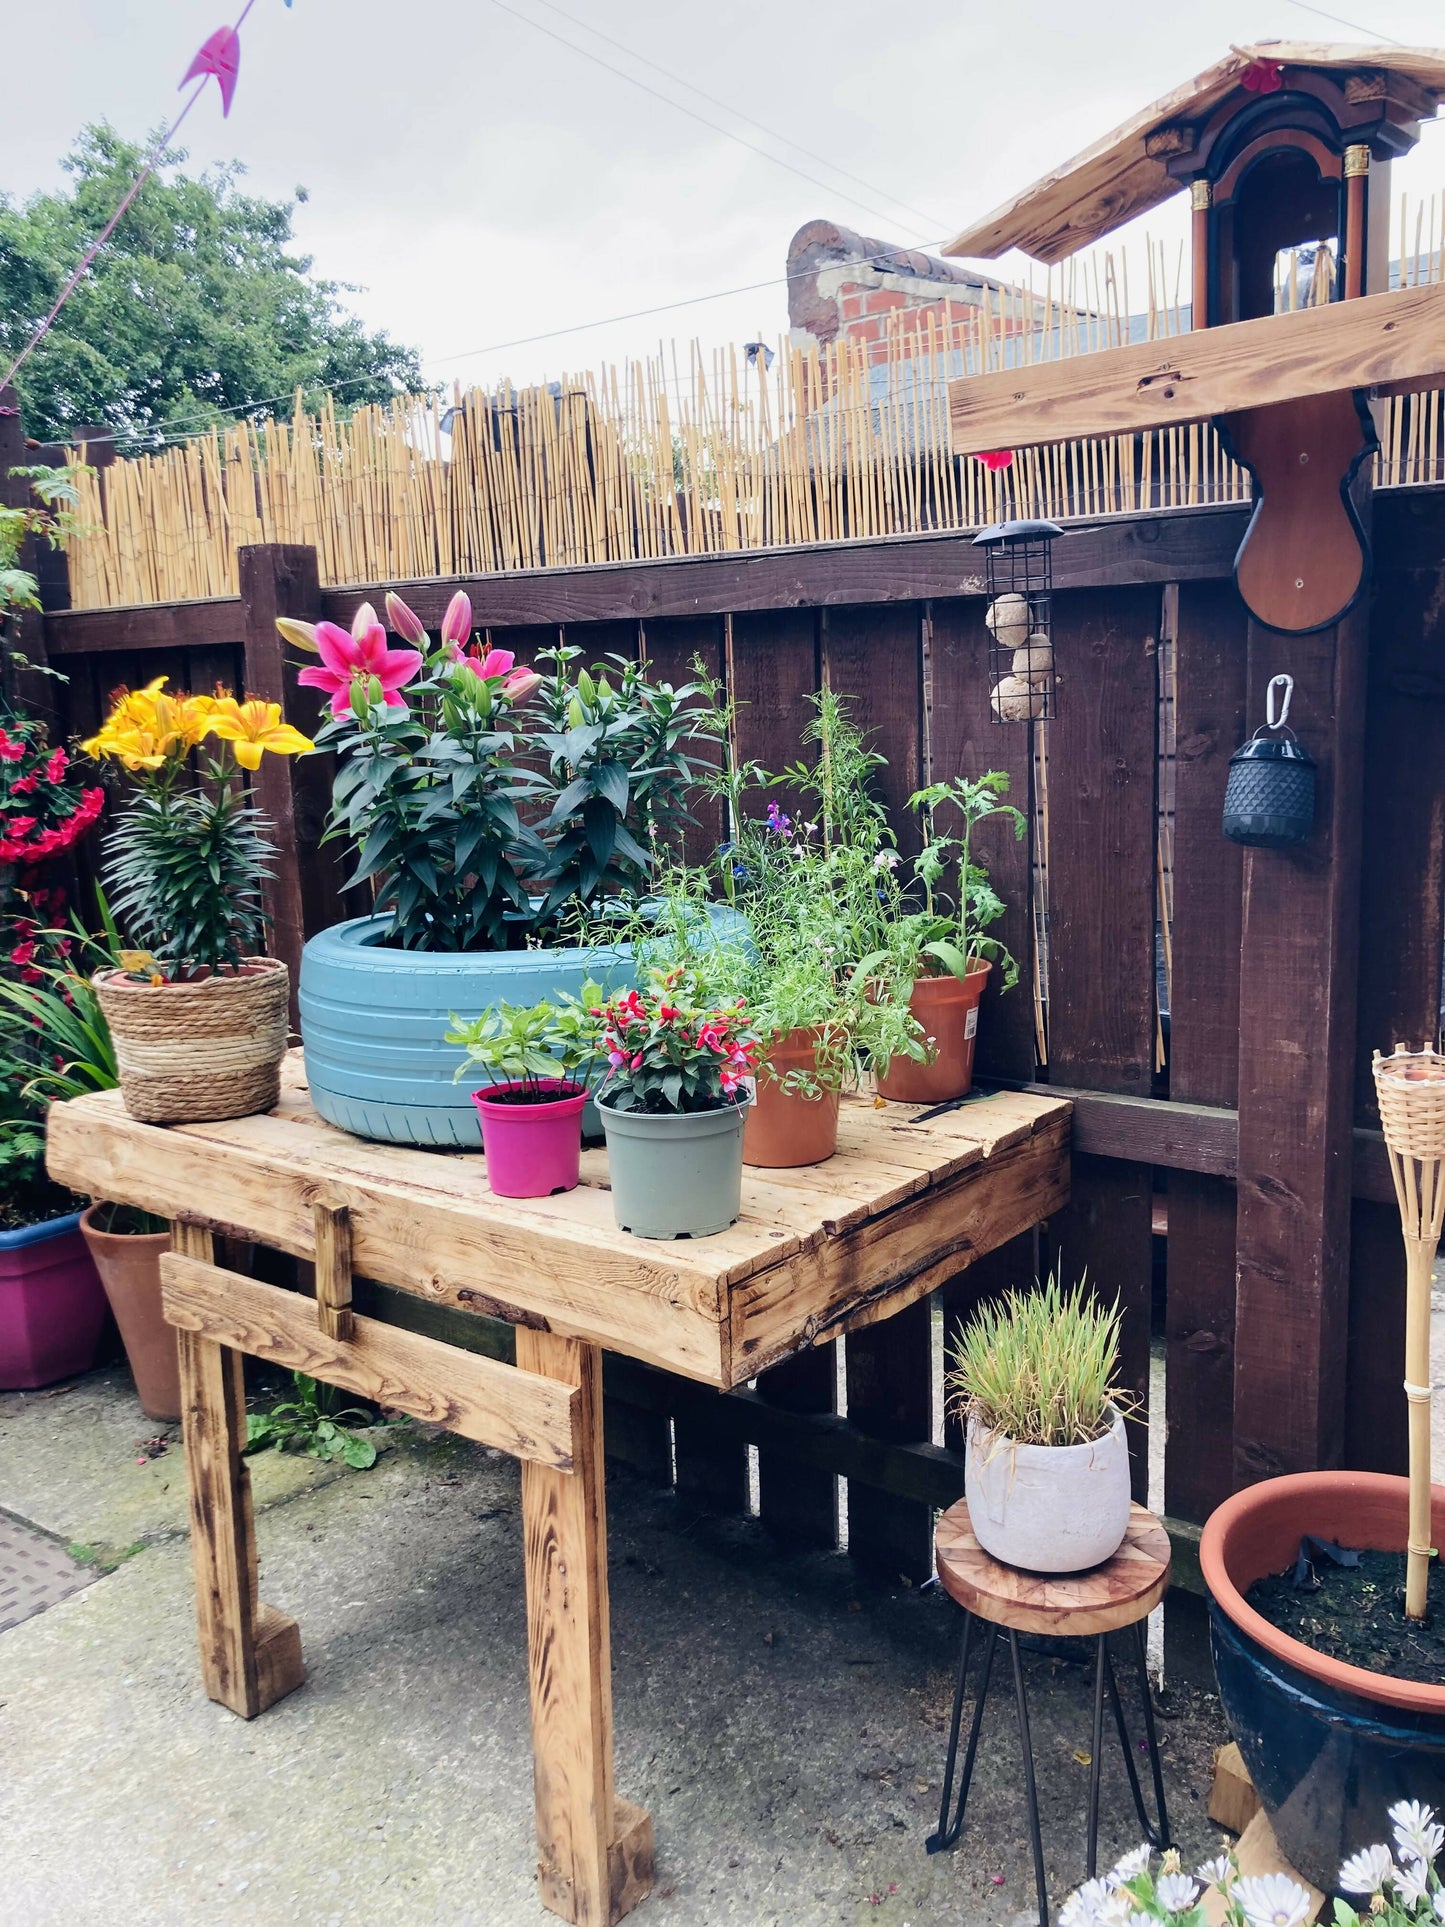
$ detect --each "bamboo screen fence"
[62,220,1445,610]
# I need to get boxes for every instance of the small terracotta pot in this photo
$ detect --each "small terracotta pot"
[79,1204,179,1421]
[875,964,990,1105]
[743,1027,841,1169]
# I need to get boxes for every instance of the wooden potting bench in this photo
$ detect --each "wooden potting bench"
[47,1056,1069,1926]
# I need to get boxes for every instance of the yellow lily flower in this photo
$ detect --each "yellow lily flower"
[205,697,314,770]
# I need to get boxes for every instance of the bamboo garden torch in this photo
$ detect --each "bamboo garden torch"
[1372,1044,1445,1621]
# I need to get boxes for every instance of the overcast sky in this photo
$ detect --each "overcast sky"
[3,0,1443,408]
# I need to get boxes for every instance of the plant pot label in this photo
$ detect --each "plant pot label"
[965,1006,979,1040]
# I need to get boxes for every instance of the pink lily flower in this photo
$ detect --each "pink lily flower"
[503,668,544,702]
[298,607,424,717]
[460,647,516,681]
[441,591,473,658]
[384,592,429,646]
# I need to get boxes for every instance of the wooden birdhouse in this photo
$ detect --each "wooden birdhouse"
[942,43,1445,634]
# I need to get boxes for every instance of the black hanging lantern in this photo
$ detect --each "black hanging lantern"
[1223,674,1316,848]
[973,519,1065,722]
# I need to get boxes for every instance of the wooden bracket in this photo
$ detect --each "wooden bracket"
[160,1255,583,1472]
[313,1200,353,1341]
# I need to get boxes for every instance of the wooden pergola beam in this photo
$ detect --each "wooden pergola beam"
[948,281,1445,455]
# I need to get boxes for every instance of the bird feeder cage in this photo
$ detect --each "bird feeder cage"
[974,519,1064,722]
[1222,674,1316,847]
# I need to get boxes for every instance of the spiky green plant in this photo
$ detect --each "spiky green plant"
[945,1271,1126,1448]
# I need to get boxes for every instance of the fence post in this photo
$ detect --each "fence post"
[238,544,349,1023]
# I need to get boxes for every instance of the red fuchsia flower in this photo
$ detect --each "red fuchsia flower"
[440,591,473,659]
[11,773,37,795]
[976,449,1014,471]
[45,746,67,783]
[384,592,429,647]
[8,815,37,838]
[0,730,24,763]
[9,941,34,968]
[298,608,424,717]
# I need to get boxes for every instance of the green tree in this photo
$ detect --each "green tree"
[0,124,424,444]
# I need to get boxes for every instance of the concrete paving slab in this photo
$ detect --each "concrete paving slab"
[1,1374,1230,1927]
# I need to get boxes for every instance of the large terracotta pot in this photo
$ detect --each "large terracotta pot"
[1201,1471,1445,1891]
[79,1205,179,1421]
[875,964,990,1105]
[743,1026,841,1168]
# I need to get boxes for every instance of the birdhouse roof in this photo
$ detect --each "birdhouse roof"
[942,42,1445,266]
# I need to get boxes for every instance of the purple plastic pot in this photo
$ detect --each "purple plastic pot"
[0,1209,110,1390]
[472,1080,587,1198]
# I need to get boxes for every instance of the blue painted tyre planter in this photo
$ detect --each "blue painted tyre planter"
[1201,1471,1445,1894]
[300,909,748,1148]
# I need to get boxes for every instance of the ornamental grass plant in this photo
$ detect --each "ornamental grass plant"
[946,1272,1125,1449]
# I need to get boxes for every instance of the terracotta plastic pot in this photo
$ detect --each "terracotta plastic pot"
[875,964,991,1105]
[472,1080,587,1199]
[79,1205,179,1421]
[1201,1471,1445,1891]
[965,1407,1132,1574]
[94,958,289,1124]
[0,1209,109,1390]
[743,1027,841,1168]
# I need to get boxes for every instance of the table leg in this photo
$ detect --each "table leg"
[174,1223,303,1719]
[517,1329,654,1927]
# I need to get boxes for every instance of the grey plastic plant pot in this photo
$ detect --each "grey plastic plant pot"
[598,1093,751,1239]
[299,907,749,1148]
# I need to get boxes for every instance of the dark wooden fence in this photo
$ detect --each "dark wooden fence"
[28,479,1445,1582]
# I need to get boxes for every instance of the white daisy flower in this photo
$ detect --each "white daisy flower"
[1341,1846,1397,1896]
[1196,1856,1234,1888]
[1233,1871,1315,1927]
[1394,1860,1430,1908]
[1108,1845,1153,1886]
[1392,1803,1445,1868]
[1155,1873,1200,1914]
[1431,1889,1445,1922]
[1060,1879,1114,1927]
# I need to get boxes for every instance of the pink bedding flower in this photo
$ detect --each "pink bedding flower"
[298,607,424,716]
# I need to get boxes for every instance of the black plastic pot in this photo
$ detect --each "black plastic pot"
[1201,1471,1445,1894]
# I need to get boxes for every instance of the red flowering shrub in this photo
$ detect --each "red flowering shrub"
[0,711,103,983]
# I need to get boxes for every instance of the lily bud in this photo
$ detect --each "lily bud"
[385,592,428,646]
[441,590,473,650]
[503,668,543,703]
[367,674,384,707]
[350,601,380,640]
[274,617,320,654]
[349,676,370,721]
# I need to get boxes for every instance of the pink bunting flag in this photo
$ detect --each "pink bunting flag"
[181,26,242,117]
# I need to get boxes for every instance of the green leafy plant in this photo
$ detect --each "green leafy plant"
[0,461,88,639]
[946,1271,1125,1448]
[243,1374,379,1470]
[446,983,603,1101]
[303,595,721,953]
[595,966,759,1115]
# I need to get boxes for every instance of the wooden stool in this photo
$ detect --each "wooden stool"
[926,1498,1172,1927]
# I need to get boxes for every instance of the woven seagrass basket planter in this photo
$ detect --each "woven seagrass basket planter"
[94,958,290,1124]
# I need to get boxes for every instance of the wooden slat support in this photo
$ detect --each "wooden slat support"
[517,1329,653,1926]
[948,282,1445,455]
[172,1221,304,1720]
[161,1256,582,1473]
[313,1200,354,1341]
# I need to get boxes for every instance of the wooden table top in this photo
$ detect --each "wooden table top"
[47,1053,1069,1390]
[935,1499,1170,1636]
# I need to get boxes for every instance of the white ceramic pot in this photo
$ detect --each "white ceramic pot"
[964,1407,1131,1574]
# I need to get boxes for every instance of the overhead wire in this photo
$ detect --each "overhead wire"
[520,0,953,235]
[483,0,940,245]
[1277,0,1403,43]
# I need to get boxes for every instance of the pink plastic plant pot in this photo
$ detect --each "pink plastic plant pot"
[0,1210,111,1390]
[472,1080,587,1198]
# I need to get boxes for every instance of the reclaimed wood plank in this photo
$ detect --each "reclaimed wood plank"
[1043,586,1160,1501]
[162,1256,582,1471]
[172,1222,303,1719]
[43,596,244,656]
[949,284,1445,454]
[312,1200,354,1342]
[1166,579,1248,1523]
[1233,583,1369,1482]
[517,1329,652,1925]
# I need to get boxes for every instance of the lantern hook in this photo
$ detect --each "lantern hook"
[1265,674,1294,731]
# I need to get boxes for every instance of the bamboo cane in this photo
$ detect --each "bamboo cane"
[1372,1044,1445,1620]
